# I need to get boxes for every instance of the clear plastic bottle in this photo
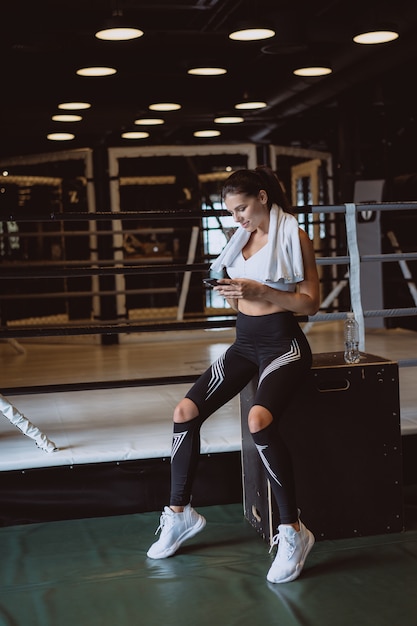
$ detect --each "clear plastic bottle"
[344,312,360,364]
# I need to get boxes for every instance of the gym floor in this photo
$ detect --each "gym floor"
[1,497,416,626]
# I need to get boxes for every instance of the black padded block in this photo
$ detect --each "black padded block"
[240,352,404,542]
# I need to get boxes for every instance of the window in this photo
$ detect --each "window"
[201,198,235,309]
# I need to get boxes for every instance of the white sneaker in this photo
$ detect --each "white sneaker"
[266,520,315,583]
[147,504,206,559]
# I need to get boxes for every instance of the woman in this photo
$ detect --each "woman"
[147,166,320,584]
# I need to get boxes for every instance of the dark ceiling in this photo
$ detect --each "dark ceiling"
[2,0,417,173]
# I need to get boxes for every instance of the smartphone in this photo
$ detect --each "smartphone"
[203,278,220,288]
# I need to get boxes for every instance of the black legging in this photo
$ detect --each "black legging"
[170,311,312,524]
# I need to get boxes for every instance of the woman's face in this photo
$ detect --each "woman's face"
[224,190,269,233]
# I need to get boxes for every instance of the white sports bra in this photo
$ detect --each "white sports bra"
[226,245,297,292]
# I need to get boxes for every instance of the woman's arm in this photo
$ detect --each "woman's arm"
[215,229,320,316]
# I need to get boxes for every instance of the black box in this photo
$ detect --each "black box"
[240,352,404,542]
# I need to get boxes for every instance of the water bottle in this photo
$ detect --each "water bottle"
[344,312,360,364]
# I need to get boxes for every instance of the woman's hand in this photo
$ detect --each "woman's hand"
[213,229,320,316]
[214,278,263,301]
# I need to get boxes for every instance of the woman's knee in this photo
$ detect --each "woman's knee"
[248,405,273,433]
[173,398,199,423]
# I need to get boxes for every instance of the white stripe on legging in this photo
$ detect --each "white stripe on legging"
[257,339,301,388]
[255,443,282,486]
[205,353,226,400]
[171,430,187,461]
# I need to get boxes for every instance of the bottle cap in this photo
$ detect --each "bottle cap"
[346,312,355,319]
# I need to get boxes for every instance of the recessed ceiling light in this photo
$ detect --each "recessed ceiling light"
[214,116,244,124]
[187,67,227,76]
[149,102,181,111]
[95,27,144,41]
[134,118,165,125]
[76,67,117,77]
[229,27,275,42]
[58,102,91,110]
[235,101,267,110]
[52,114,82,122]
[193,130,221,138]
[121,131,150,139]
[293,66,332,77]
[353,30,399,44]
[47,133,75,141]
[95,10,144,41]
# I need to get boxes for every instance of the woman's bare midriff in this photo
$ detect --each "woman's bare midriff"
[237,300,288,316]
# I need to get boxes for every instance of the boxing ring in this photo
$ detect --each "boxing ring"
[1,149,417,526]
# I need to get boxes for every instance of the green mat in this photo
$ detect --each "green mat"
[1,501,417,626]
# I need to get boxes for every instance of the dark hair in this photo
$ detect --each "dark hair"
[221,165,293,214]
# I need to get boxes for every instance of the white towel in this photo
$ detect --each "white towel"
[211,204,304,284]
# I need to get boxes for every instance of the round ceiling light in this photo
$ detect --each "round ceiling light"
[193,130,221,138]
[52,114,82,122]
[353,30,399,44]
[121,131,150,139]
[47,133,75,141]
[187,67,227,76]
[58,102,91,110]
[293,66,332,77]
[214,116,244,124]
[134,118,165,125]
[229,27,275,41]
[149,103,181,111]
[235,101,267,110]
[76,67,117,77]
[95,27,144,41]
